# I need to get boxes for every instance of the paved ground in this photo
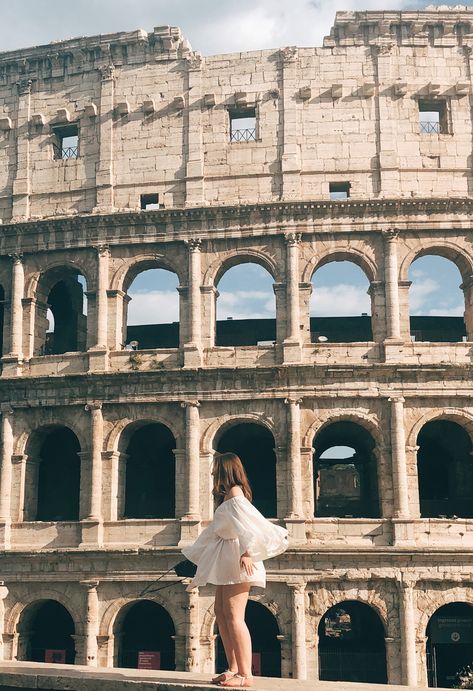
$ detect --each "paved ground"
[0,661,452,691]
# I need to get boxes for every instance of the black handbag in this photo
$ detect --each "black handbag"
[174,559,197,578]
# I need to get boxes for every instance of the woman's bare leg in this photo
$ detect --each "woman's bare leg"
[214,585,238,675]
[220,582,253,683]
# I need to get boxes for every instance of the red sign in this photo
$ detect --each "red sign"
[138,651,161,670]
[251,652,261,676]
[45,649,66,664]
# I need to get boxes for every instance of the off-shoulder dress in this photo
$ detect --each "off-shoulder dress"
[181,495,288,590]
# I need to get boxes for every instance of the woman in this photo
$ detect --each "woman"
[182,452,288,688]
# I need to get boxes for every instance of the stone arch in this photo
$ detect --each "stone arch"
[106,413,182,454]
[303,248,377,285]
[406,408,473,449]
[417,590,473,641]
[310,589,389,637]
[399,242,473,284]
[19,420,88,458]
[25,259,92,299]
[111,255,184,294]
[204,250,279,287]
[200,593,284,641]
[201,413,277,455]
[302,410,382,450]
[6,590,84,638]
[100,592,181,638]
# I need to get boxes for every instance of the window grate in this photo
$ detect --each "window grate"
[230,127,257,143]
[420,121,440,134]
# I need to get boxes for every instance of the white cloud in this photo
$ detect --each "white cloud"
[218,290,275,319]
[311,284,370,317]
[409,278,439,312]
[127,290,179,325]
[426,304,464,317]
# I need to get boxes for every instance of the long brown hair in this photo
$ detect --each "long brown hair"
[212,452,252,506]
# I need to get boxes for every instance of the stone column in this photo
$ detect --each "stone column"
[185,586,200,672]
[283,233,302,363]
[12,79,32,221]
[284,398,303,519]
[0,405,14,548]
[94,64,115,212]
[289,582,307,680]
[89,246,110,371]
[280,47,301,198]
[383,230,402,342]
[184,239,202,367]
[82,580,99,666]
[389,397,409,518]
[398,576,418,687]
[461,274,473,341]
[7,254,24,363]
[179,401,201,544]
[0,582,8,661]
[185,54,204,206]
[384,637,400,685]
[81,403,104,546]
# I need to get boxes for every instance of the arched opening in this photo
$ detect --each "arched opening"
[27,427,81,522]
[115,600,175,670]
[417,420,473,518]
[18,600,76,664]
[310,260,373,343]
[0,284,5,357]
[408,255,466,342]
[426,602,473,688]
[125,268,179,349]
[215,600,281,677]
[123,423,176,519]
[216,423,277,517]
[318,601,387,684]
[215,262,276,346]
[37,268,87,355]
[313,422,380,518]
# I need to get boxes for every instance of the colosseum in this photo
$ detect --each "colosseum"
[0,5,472,689]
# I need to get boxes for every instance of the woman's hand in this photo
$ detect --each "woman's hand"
[240,551,255,576]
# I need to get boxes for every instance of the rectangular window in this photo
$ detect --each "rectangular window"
[418,100,448,134]
[329,182,350,200]
[52,124,79,160]
[229,108,256,143]
[140,193,161,210]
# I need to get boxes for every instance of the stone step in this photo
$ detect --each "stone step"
[0,662,451,691]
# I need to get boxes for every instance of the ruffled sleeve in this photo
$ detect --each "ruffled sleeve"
[223,496,288,561]
[181,524,215,566]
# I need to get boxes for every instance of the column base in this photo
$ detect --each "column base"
[383,338,404,362]
[88,348,109,373]
[182,344,203,368]
[282,340,302,364]
[392,518,416,546]
[0,520,11,549]
[80,519,104,548]
[178,517,201,547]
[1,355,23,377]
[284,517,306,543]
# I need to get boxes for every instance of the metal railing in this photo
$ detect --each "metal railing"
[420,120,440,134]
[53,143,79,160]
[230,127,257,143]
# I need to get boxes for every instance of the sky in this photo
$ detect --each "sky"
[5,0,468,328]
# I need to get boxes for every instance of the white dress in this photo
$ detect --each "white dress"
[181,495,288,590]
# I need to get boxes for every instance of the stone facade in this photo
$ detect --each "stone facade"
[0,6,471,689]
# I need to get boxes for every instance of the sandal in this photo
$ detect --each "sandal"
[219,675,253,688]
[212,670,237,685]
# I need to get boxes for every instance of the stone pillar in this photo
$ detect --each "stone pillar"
[184,239,203,367]
[398,576,418,687]
[3,254,24,375]
[280,47,301,198]
[283,233,302,363]
[461,274,473,341]
[89,246,110,371]
[383,230,402,343]
[81,403,104,546]
[82,580,99,666]
[94,64,115,212]
[185,54,204,206]
[0,406,13,548]
[389,396,414,545]
[284,398,304,520]
[384,637,400,685]
[12,79,32,222]
[0,582,8,661]
[179,401,201,545]
[289,582,307,680]
[185,586,200,672]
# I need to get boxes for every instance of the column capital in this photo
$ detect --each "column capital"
[99,64,115,81]
[284,232,302,246]
[8,253,23,265]
[185,238,202,252]
[396,573,417,590]
[382,228,400,243]
[284,397,303,406]
[0,404,14,415]
[16,79,32,95]
[388,395,405,404]
[80,579,100,591]
[94,244,111,258]
[181,400,200,409]
[85,402,103,412]
[287,580,306,593]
